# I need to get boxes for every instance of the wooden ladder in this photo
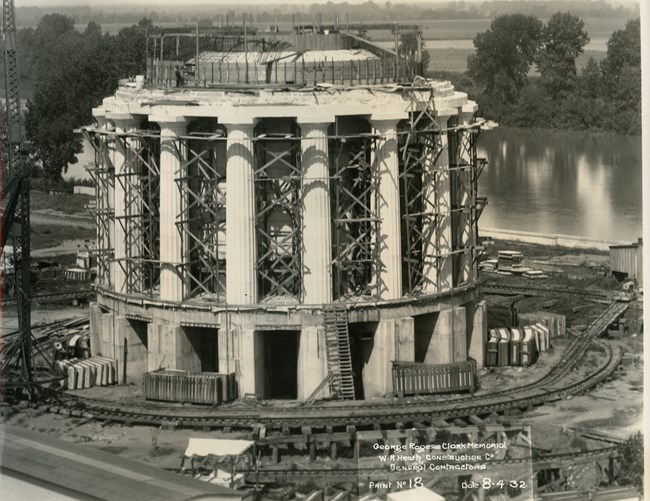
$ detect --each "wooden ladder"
[322,305,355,400]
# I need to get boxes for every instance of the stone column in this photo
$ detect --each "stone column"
[152,115,188,302]
[299,120,333,305]
[372,117,402,300]
[108,114,139,294]
[224,122,257,305]
[422,113,453,294]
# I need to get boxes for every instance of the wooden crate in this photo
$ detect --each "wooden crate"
[392,360,477,398]
[143,369,236,405]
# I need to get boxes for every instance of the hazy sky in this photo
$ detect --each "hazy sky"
[11,0,642,6]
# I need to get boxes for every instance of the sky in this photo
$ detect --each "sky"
[11,0,642,6]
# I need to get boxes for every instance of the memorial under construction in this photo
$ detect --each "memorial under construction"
[85,25,489,402]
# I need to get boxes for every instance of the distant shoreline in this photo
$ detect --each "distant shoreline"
[480,227,633,251]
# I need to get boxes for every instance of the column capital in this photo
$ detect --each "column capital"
[106,112,142,132]
[149,114,189,133]
[220,111,258,128]
[93,108,109,129]
[370,113,406,125]
[222,120,257,135]
[462,102,478,115]
[435,110,457,123]
[296,114,335,127]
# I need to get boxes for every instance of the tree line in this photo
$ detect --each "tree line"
[464,13,640,134]
[5,11,640,183]
[4,15,149,182]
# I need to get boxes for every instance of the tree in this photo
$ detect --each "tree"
[578,57,603,99]
[601,18,640,100]
[616,432,643,493]
[467,14,543,104]
[24,15,121,180]
[113,18,153,79]
[536,12,589,97]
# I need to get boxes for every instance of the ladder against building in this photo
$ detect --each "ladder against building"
[323,305,356,400]
[306,306,356,403]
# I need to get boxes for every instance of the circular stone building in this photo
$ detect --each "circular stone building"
[85,27,488,401]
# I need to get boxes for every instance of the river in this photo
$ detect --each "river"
[476,126,642,242]
[66,126,642,243]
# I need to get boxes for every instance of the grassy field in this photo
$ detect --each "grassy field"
[75,17,631,41]
[28,190,95,250]
[30,190,93,214]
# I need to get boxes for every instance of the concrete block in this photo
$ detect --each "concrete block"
[452,306,466,363]
[218,328,235,374]
[88,303,103,357]
[519,311,566,338]
[95,356,118,384]
[297,326,328,400]
[394,317,415,362]
[364,317,415,398]
[424,309,454,365]
[469,300,487,369]
[239,329,260,397]
[100,312,115,359]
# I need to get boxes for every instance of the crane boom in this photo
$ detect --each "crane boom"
[3,0,22,145]
[2,0,33,397]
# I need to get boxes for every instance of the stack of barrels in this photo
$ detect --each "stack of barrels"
[486,323,551,367]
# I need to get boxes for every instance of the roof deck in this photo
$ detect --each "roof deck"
[147,27,423,88]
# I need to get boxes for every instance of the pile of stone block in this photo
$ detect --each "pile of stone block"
[57,357,117,390]
[519,311,566,338]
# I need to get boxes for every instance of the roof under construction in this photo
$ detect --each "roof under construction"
[146,24,423,87]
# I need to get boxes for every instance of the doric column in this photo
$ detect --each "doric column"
[224,120,257,305]
[372,116,402,300]
[299,119,333,305]
[152,115,188,302]
[423,113,453,293]
[107,113,139,294]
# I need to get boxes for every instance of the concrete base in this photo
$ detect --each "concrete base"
[90,290,479,400]
[469,300,487,369]
[297,326,328,400]
[419,306,467,365]
[238,329,264,398]
[88,302,103,357]
[114,317,147,384]
[100,312,115,359]
[363,317,414,398]
[147,323,201,372]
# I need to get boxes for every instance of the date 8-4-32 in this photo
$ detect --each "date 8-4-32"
[462,479,528,490]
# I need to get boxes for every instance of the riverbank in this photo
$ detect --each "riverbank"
[481,227,629,252]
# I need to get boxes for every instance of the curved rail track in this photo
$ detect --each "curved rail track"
[45,302,628,431]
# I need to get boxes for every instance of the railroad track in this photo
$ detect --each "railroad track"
[481,283,632,302]
[2,289,95,306]
[46,302,627,431]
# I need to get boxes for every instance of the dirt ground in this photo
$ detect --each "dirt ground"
[1,241,644,496]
